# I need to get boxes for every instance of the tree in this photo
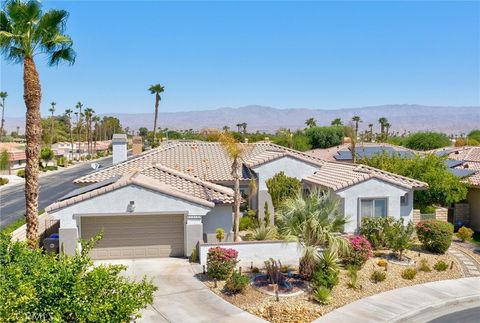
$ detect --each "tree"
[368,123,374,142]
[138,127,148,138]
[148,84,165,146]
[403,131,451,151]
[266,171,302,209]
[384,122,391,139]
[40,146,55,167]
[344,126,357,163]
[75,102,83,157]
[236,123,242,133]
[468,129,480,143]
[278,190,349,279]
[305,126,344,149]
[0,233,156,322]
[359,153,467,207]
[0,91,7,136]
[83,108,94,155]
[48,102,56,144]
[64,108,74,159]
[241,122,247,137]
[0,149,9,171]
[305,118,317,128]
[222,125,230,132]
[220,132,248,242]
[331,118,343,126]
[385,219,414,261]
[92,115,100,153]
[1,0,76,247]
[352,116,362,135]
[378,117,388,139]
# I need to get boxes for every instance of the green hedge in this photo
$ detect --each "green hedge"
[416,220,453,253]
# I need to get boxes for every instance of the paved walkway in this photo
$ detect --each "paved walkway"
[95,258,266,323]
[449,247,480,277]
[314,277,480,323]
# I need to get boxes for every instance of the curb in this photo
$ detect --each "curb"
[391,294,480,322]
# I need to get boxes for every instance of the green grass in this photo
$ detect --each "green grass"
[1,217,26,235]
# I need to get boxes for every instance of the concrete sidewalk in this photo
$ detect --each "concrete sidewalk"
[314,277,480,323]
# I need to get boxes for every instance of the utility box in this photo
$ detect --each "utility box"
[132,136,143,155]
[112,134,127,164]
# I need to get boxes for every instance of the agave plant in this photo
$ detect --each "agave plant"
[277,189,350,279]
[250,224,278,241]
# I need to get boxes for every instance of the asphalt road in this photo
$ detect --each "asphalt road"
[429,306,480,323]
[0,157,113,229]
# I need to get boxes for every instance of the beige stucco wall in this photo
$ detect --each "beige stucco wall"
[468,188,480,232]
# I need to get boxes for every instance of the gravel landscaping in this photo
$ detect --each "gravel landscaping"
[201,248,461,323]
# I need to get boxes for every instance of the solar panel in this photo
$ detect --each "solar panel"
[445,160,464,168]
[58,176,121,202]
[448,168,476,178]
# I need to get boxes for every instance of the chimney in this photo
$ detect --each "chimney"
[112,134,127,164]
[132,136,143,156]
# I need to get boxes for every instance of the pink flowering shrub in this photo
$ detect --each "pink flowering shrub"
[206,247,239,279]
[346,235,373,267]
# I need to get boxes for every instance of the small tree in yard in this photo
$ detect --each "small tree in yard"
[386,219,414,261]
[266,171,302,209]
[264,201,271,226]
[0,233,156,322]
[0,149,9,171]
[216,228,225,242]
[40,147,55,167]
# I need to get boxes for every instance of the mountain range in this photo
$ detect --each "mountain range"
[5,104,480,135]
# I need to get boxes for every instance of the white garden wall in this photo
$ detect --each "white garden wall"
[198,240,304,267]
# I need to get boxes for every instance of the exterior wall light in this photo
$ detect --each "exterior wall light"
[127,201,135,213]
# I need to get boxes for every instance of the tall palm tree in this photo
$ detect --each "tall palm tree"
[305,117,317,128]
[48,102,56,144]
[331,118,343,126]
[368,123,374,141]
[236,123,242,133]
[1,0,75,247]
[64,108,74,160]
[219,132,248,242]
[83,108,94,155]
[222,125,230,132]
[384,122,391,139]
[148,84,165,146]
[352,115,362,135]
[378,117,388,136]
[0,91,7,136]
[241,122,247,137]
[278,189,349,279]
[75,102,83,157]
[92,115,100,153]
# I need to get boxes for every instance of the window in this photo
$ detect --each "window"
[360,198,388,218]
[400,193,408,206]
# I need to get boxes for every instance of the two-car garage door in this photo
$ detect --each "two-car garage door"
[81,214,184,260]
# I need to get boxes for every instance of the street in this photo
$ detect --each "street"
[0,157,113,228]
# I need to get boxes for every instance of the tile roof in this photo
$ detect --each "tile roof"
[47,165,234,213]
[74,141,325,184]
[444,147,480,188]
[303,162,428,191]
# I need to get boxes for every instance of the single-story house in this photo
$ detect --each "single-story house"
[46,140,427,260]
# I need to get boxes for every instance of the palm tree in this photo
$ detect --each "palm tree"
[219,132,248,242]
[305,117,317,128]
[83,108,94,155]
[278,189,349,279]
[236,123,242,133]
[75,102,83,157]
[241,122,247,137]
[345,126,357,163]
[1,0,75,247]
[0,91,7,136]
[48,102,56,144]
[378,117,388,135]
[222,125,230,132]
[92,115,101,153]
[368,123,374,142]
[352,116,362,135]
[64,108,74,160]
[331,118,343,126]
[148,84,165,146]
[385,122,391,139]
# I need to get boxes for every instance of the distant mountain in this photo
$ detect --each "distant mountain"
[5,105,480,135]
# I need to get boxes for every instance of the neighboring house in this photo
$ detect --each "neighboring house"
[52,141,110,160]
[46,141,427,260]
[4,150,26,175]
[442,146,480,231]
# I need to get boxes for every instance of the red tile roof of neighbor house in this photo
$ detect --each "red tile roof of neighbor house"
[46,164,235,213]
[445,146,480,188]
[7,151,26,162]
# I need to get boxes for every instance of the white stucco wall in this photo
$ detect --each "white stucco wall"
[335,178,413,233]
[253,156,319,191]
[202,205,233,234]
[199,241,304,267]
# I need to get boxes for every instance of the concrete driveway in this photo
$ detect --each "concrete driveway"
[95,258,265,323]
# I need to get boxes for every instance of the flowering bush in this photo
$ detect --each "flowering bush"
[206,247,239,280]
[346,235,373,267]
[416,220,453,254]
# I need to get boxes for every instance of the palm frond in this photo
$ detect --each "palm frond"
[48,46,75,66]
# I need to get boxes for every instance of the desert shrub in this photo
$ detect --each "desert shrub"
[215,228,225,242]
[416,220,454,253]
[56,156,67,167]
[403,131,451,151]
[0,233,156,322]
[377,259,388,267]
[385,219,414,261]
[346,235,373,267]
[239,216,253,231]
[189,247,198,263]
[251,267,260,274]
[243,233,254,241]
[346,264,360,289]
[360,216,395,249]
[401,268,417,280]
[457,226,474,242]
[206,247,238,280]
[224,271,250,294]
[280,264,293,273]
[0,177,9,185]
[373,250,384,257]
[433,260,449,271]
[313,286,332,305]
[370,270,386,283]
[305,126,344,149]
[313,251,339,290]
[418,259,431,272]
[16,169,25,178]
[266,171,301,209]
[250,224,277,241]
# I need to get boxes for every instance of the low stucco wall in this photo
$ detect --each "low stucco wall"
[198,240,303,267]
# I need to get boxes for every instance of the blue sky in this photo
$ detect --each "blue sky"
[1,1,479,118]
